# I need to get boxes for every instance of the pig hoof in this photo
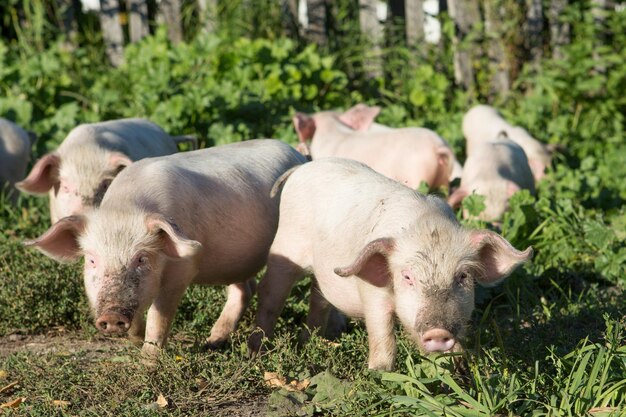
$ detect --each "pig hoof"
[203,337,228,351]
[247,331,269,358]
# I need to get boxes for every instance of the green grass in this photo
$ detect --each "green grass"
[1,3,626,415]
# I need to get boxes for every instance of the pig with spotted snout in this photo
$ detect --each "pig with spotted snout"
[17,118,197,224]
[26,139,306,358]
[249,158,532,370]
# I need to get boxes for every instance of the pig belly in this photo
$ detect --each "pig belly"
[315,270,364,319]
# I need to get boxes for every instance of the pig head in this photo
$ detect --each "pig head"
[25,211,201,341]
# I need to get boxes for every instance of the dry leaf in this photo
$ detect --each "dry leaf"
[589,407,618,416]
[156,393,168,408]
[0,381,18,395]
[264,371,310,392]
[0,397,25,408]
[0,371,7,380]
[52,400,70,407]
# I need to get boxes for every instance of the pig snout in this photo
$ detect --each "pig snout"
[420,328,456,353]
[96,311,131,334]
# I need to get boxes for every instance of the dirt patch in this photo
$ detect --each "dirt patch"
[0,328,130,358]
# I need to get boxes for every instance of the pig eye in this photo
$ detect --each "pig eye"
[403,274,414,286]
[86,256,96,268]
[455,271,469,285]
[138,256,147,264]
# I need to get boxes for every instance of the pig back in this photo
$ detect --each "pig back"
[59,118,178,160]
[102,139,306,285]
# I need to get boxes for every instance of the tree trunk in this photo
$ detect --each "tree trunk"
[99,0,124,66]
[483,0,510,96]
[525,0,543,65]
[359,0,383,78]
[127,0,149,42]
[548,0,570,59]
[305,0,327,46]
[405,0,424,47]
[447,0,479,91]
[159,0,183,43]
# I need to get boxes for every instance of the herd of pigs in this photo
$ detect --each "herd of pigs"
[0,103,554,370]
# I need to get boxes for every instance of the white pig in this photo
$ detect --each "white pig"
[448,132,536,222]
[26,139,306,358]
[249,158,532,370]
[17,118,196,223]
[0,118,32,204]
[293,107,461,190]
[462,105,554,181]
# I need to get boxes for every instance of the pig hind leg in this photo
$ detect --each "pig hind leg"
[248,253,306,354]
[206,278,256,348]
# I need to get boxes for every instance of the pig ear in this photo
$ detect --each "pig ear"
[448,187,468,209]
[16,153,61,194]
[338,104,381,131]
[293,113,316,143]
[107,152,133,172]
[334,238,395,287]
[146,214,202,259]
[24,215,85,262]
[469,230,533,286]
[437,146,453,175]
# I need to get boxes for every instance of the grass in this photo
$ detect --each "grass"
[0,191,625,416]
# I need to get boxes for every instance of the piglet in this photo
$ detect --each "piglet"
[26,139,306,358]
[0,118,32,204]
[293,106,461,190]
[17,118,196,223]
[448,132,536,222]
[463,105,555,181]
[249,158,531,370]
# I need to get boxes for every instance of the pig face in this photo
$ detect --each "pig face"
[335,218,532,354]
[25,211,201,335]
[17,151,132,220]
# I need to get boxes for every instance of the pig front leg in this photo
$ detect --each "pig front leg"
[142,265,194,359]
[362,291,397,370]
[206,278,256,348]
[248,254,305,354]
[128,315,146,346]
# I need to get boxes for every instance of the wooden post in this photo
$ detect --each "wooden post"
[127,0,149,42]
[305,0,327,46]
[405,0,424,47]
[525,0,544,65]
[548,0,570,59]
[198,0,218,33]
[447,0,479,91]
[359,0,383,78]
[99,0,124,66]
[483,0,510,96]
[158,0,183,43]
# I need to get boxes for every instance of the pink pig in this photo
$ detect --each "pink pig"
[17,118,196,224]
[463,105,555,181]
[293,105,461,190]
[26,139,306,358]
[448,132,536,222]
[249,158,532,370]
[0,118,32,204]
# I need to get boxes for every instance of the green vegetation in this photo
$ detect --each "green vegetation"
[1,1,625,415]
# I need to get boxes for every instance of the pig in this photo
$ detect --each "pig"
[25,139,307,358]
[462,105,554,181]
[16,118,197,224]
[448,132,536,222]
[0,118,32,204]
[249,158,532,370]
[293,106,461,190]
